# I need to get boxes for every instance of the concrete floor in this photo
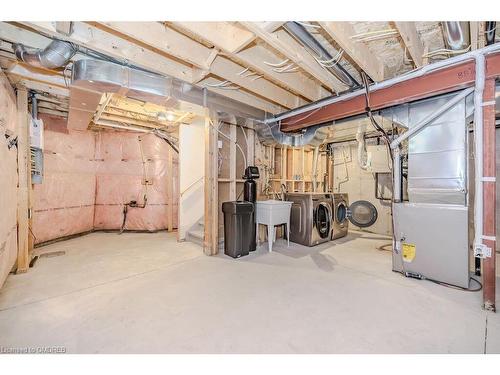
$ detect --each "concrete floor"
[0,231,499,354]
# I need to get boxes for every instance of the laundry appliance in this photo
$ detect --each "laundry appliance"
[285,193,333,247]
[332,193,378,240]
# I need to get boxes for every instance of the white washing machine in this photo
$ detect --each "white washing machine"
[332,193,379,239]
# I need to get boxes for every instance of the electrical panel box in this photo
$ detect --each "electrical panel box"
[366,144,391,173]
[29,117,44,184]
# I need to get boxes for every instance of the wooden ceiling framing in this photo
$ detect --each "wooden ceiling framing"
[0,21,494,117]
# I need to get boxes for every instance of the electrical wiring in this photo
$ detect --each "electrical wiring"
[351,29,398,43]
[272,63,300,73]
[314,50,344,68]
[209,119,247,169]
[423,45,471,58]
[361,71,392,150]
[263,58,290,68]
[204,80,240,90]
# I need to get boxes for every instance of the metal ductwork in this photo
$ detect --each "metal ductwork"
[283,22,360,88]
[68,59,267,131]
[442,22,470,50]
[255,121,330,147]
[13,40,77,69]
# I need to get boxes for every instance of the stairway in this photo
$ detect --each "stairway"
[185,216,225,250]
[186,217,205,247]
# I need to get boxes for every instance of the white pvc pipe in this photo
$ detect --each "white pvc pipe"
[267,43,500,124]
[389,87,475,149]
[311,146,319,192]
[392,148,401,202]
[473,54,485,252]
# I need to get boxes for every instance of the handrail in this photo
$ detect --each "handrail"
[180,176,204,196]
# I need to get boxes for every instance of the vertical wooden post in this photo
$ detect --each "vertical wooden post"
[229,120,236,201]
[166,146,173,232]
[204,111,218,255]
[482,78,496,311]
[16,87,30,273]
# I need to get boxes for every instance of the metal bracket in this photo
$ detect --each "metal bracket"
[481,100,496,107]
[481,176,496,182]
[474,244,492,258]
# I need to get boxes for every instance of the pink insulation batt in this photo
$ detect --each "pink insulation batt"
[33,114,178,244]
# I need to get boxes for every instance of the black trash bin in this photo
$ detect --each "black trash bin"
[222,201,254,258]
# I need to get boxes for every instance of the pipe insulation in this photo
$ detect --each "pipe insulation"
[13,40,76,69]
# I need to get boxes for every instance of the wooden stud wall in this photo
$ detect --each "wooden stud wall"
[15,87,31,273]
[214,115,255,249]
[257,144,328,198]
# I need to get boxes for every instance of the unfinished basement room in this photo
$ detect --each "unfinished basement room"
[1,2,500,366]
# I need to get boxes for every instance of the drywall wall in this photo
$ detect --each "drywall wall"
[32,114,179,244]
[331,140,393,236]
[0,71,18,287]
[178,117,205,240]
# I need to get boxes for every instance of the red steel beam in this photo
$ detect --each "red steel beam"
[482,78,496,311]
[281,53,500,131]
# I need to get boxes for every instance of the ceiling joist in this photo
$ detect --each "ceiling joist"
[240,22,344,93]
[394,22,425,67]
[171,21,324,102]
[319,22,385,82]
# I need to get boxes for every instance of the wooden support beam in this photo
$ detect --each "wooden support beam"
[229,122,237,201]
[482,78,496,311]
[319,22,385,82]
[240,22,342,93]
[261,22,285,33]
[16,87,30,273]
[18,22,284,114]
[55,21,73,36]
[394,22,425,67]
[166,147,174,232]
[19,22,193,81]
[204,111,218,255]
[92,22,295,111]
[210,56,298,109]
[171,22,324,101]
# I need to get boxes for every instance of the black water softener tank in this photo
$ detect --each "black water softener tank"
[243,166,259,251]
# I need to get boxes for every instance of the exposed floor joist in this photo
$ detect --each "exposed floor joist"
[240,22,344,93]
[319,22,385,82]
[394,22,425,67]
[92,22,299,109]
[170,22,325,102]
[9,22,283,114]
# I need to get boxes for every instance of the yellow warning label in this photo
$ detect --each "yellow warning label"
[402,243,416,262]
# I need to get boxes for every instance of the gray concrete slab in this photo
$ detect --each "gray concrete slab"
[0,231,497,353]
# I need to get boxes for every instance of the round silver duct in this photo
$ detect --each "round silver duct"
[13,39,77,69]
